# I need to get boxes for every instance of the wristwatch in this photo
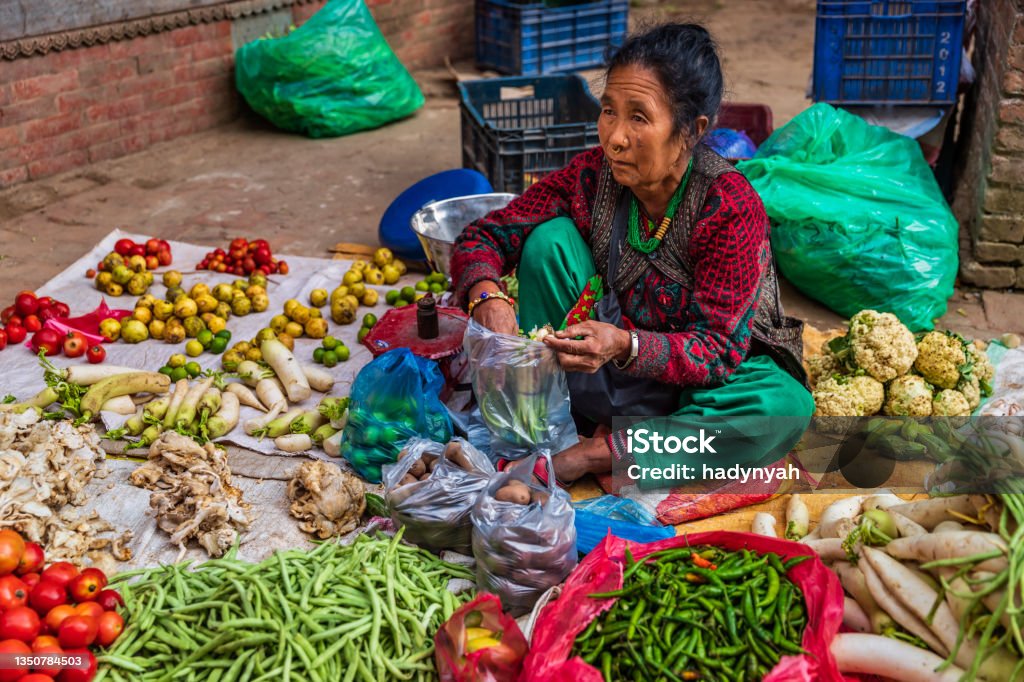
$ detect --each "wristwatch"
[613,329,639,370]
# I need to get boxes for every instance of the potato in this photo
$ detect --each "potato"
[530,490,550,506]
[408,457,427,478]
[397,448,409,460]
[427,458,440,473]
[494,481,530,505]
[443,441,473,471]
[398,474,417,487]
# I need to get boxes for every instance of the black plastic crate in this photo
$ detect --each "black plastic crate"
[458,75,601,194]
[475,0,629,76]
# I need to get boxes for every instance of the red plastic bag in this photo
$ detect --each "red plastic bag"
[521,531,852,682]
[435,594,529,682]
[41,299,131,346]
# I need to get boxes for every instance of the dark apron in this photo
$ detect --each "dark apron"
[565,196,681,426]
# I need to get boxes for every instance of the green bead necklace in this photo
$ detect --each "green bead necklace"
[627,158,694,254]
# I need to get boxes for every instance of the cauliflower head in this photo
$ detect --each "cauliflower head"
[813,375,885,416]
[958,377,981,411]
[914,331,965,390]
[830,310,917,382]
[932,389,971,417]
[884,375,934,417]
[807,345,840,388]
[964,342,995,396]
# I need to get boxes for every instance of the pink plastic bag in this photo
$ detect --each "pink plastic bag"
[521,531,852,682]
[41,299,131,346]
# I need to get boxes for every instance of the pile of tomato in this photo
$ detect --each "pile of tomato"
[196,238,289,276]
[0,293,71,355]
[0,530,124,682]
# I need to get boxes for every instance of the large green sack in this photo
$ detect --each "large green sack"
[737,103,958,331]
[235,0,424,138]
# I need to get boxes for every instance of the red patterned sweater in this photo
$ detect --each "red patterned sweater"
[451,146,770,389]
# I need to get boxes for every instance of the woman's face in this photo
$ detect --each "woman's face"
[598,64,692,191]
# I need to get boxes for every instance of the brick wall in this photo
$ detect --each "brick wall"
[0,0,472,190]
[953,0,1024,289]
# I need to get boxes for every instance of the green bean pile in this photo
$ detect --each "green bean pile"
[572,546,809,682]
[95,531,474,682]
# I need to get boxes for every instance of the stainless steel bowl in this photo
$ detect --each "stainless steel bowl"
[410,193,517,277]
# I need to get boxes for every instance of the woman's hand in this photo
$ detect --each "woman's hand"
[543,321,631,373]
[469,281,518,336]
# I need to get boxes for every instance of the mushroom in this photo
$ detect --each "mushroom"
[287,460,366,539]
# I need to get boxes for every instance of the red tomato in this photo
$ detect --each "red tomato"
[23,316,42,334]
[56,617,96,649]
[69,604,101,621]
[113,239,134,256]
[94,612,122,648]
[28,581,66,615]
[0,607,40,643]
[0,306,14,324]
[85,346,105,364]
[145,238,161,255]
[21,675,55,682]
[127,244,145,258]
[0,330,7,351]
[55,648,95,682]
[253,247,272,265]
[43,606,74,634]
[4,325,26,345]
[19,575,39,592]
[29,329,60,357]
[230,237,248,250]
[29,635,58,651]
[38,565,76,590]
[36,308,58,323]
[30,638,62,677]
[157,248,172,266]
[51,303,69,319]
[13,293,38,317]
[61,333,87,359]
[16,544,43,576]
[93,590,122,612]
[0,530,25,576]
[0,576,29,610]
[35,298,54,310]
[0,639,31,682]
[278,260,290,275]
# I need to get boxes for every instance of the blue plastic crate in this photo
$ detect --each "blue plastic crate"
[459,75,601,193]
[813,0,966,105]
[476,0,628,76]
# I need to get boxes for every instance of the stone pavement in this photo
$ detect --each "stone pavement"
[0,96,1021,341]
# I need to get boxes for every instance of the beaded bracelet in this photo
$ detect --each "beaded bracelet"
[468,290,515,316]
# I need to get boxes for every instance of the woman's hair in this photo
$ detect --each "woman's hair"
[605,23,723,140]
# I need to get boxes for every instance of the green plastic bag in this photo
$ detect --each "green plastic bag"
[235,0,424,138]
[737,103,958,332]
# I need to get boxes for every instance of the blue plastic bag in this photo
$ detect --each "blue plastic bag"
[705,128,758,160]
[573,494,662,526]
[573,509,675,555]
[339,349,452,482]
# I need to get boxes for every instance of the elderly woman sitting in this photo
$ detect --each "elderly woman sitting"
[450,24,813,486]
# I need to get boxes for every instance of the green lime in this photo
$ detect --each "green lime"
[185,339,204,357]
[385,290,400,305]
[313,347,326,364]
[379,425,400,444]
[322,336,340,351]
[168,353,187,369]
[427,271,447,284]
[357,327,370,343]
[322,350,338,368]
[169,366,188,382]
[210,337,228,354]
[216,329,232,340]
[336,346,350,362]
[158,366,174,377]
[414,280,429,292]
[362,313,377,328]
[197,329,214,349]
[400,286,416,300]
[185,361,202,378]
[429,282,444,294]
